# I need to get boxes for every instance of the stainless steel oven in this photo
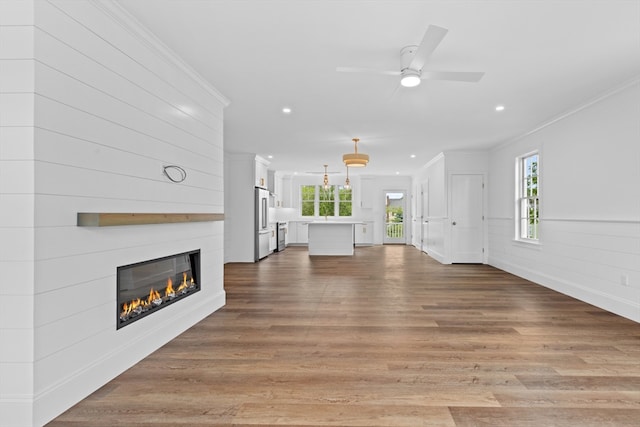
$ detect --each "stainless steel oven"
[276,222,286,252]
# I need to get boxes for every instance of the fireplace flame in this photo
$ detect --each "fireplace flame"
[165,277,176,298]
[120,297,143,319]
[177,272,189,293]
[120,273,197,323]
[148,287,161,303]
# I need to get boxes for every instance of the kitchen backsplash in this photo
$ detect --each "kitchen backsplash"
[270,207,297,222]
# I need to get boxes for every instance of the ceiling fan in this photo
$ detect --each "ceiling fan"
[337,24,484,87]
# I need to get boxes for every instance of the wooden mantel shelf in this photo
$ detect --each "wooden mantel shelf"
[77,213,224,227]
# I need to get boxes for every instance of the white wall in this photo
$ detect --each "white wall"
[416,154,446,261]
[488,79,640,322]
[413,151,488,263]
[0,1,228,425]
[224,153,255,263]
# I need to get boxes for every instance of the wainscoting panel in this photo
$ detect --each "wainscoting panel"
[488,217,640,322]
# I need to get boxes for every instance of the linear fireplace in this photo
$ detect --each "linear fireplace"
[117,250,200,329]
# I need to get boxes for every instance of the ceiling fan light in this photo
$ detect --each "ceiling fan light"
[400,69,421,87]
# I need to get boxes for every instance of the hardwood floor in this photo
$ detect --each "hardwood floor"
[48,245,640,426]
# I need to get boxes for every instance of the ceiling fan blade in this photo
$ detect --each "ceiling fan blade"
[409,24,448,71]
[421,71,485,82]
[336,66,400,76]
[387,81,401,100]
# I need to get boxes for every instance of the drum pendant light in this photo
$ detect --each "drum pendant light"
[343,138,369,167]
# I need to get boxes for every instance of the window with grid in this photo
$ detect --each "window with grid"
[338,186,352,217]
[319,186,335,216]
[301,185,315,217]
[517,152,539,241]
[300,185,352,217]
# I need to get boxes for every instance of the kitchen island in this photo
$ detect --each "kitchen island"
[307,221,360,256]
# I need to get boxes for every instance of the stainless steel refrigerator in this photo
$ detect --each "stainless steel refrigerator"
[255,187,270,261]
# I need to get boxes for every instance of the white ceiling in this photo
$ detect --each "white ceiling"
[116,0,640,176]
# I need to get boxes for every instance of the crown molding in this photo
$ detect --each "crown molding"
[492,75,640,152]
[88,0,230,107]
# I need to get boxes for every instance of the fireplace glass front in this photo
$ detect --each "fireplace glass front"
[117,250,200,329]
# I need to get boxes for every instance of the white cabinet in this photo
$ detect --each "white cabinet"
[255,156,269,188]
[267,170,276,193]
[267,170,276,207]
[269,223,277,251]
[287,221,308,244]
[281,176,292,208]
[360,176,374,209]
[267,170,290,208]
[296,222,309,244]
[287,222,297,243]
[355,221,374,246]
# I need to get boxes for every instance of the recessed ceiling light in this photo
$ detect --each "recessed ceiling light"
[396,171,400,175]
[495,105,505,112]
[282,107,292,114]
[267,155,273,159]
[410,154,416,158]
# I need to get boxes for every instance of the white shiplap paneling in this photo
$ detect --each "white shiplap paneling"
[0,59,34,92]
[0,0,34,26]
[1,1,228,426]
[488,218,640,321]
[0,26,34,58]
[0,126,34,159]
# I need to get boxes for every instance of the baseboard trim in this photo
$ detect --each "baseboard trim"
[427,249,446,264]
[489,257,639,323]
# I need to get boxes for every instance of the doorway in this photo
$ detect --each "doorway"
[383,191,405,244]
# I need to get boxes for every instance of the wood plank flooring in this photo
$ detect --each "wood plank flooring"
[48,245,640,426]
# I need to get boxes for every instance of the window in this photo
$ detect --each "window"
[301,185,315,217]
[517,152,539,240]
[300,185,352,217]
[338,186,352,217]
[319,186,335,217]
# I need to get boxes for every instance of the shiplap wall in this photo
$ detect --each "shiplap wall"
[0,1,228,425]
[0,0,37,425]
[488,79,640,322]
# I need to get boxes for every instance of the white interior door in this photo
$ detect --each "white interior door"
[451,174,483,263]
